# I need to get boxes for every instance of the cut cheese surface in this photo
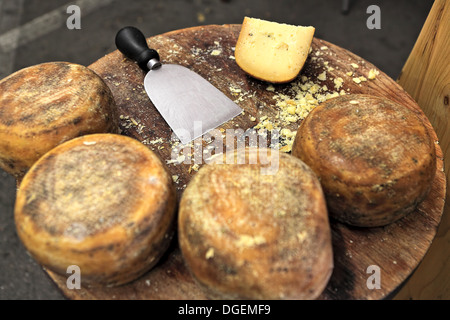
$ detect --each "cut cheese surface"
[235,17,315,83]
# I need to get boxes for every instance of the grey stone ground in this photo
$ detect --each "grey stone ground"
[0,0,434,300]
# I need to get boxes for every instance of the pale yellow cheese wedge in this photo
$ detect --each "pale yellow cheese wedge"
[235,17,315,83]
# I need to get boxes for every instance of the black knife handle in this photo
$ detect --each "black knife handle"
[115,26,160,71]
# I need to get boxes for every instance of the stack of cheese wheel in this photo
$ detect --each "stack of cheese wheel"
[14,134,177,287]
[178,148,333,300]
[0,62,118,180]
[292,94,436,227]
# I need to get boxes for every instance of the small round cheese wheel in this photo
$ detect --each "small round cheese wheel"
[178,148,333,300]
[292,94,437,227]
[14,134,177,287]
[0,62,118,179]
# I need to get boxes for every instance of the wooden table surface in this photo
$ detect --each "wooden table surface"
[45,24,445,300]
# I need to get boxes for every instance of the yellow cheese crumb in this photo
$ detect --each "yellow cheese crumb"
[359,76,367,82]
[205,248,214,259]
[266,85,275,92]
[284,115,298,123]
[249,63,345,154]
[210,49,222,56]
[317,71,327,81]
[351,63,359,69]
[150,138,164,145]
[229,86,242,94]
[261,122,272,131]
[346,71,353,77]
[353,77,361,84]
[297,231,307,242]
[368,69,380,80]
[166,154,186,165]
[236,235,266,247]
[287,106,296,115]
[334,77,344,90]
[309,83,321,94]
[188,163,200,174]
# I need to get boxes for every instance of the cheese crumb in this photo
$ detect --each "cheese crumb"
[333,77,344,90]
[236,235,266,247]
[229,86,242,94]
[368,69,380,80]
[150,138,164,145]
[205,248,214,260]
[297,231,307,242]
[210,49,222,56]
[287,106,296,115]
[317,71,327,81]
[351,63,359,69]
[188,164,200,174]
[166,154,186,165]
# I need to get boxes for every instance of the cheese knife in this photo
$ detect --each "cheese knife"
[115,26,243,145]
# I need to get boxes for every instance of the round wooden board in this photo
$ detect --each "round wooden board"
[45,24,445,300]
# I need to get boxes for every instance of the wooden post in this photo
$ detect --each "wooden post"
[395,0,450,300]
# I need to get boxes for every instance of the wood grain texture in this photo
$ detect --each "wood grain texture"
[395,0,450,300]
[42,24,445,300]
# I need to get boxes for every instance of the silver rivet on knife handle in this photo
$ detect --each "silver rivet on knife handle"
[148,58,162,71]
